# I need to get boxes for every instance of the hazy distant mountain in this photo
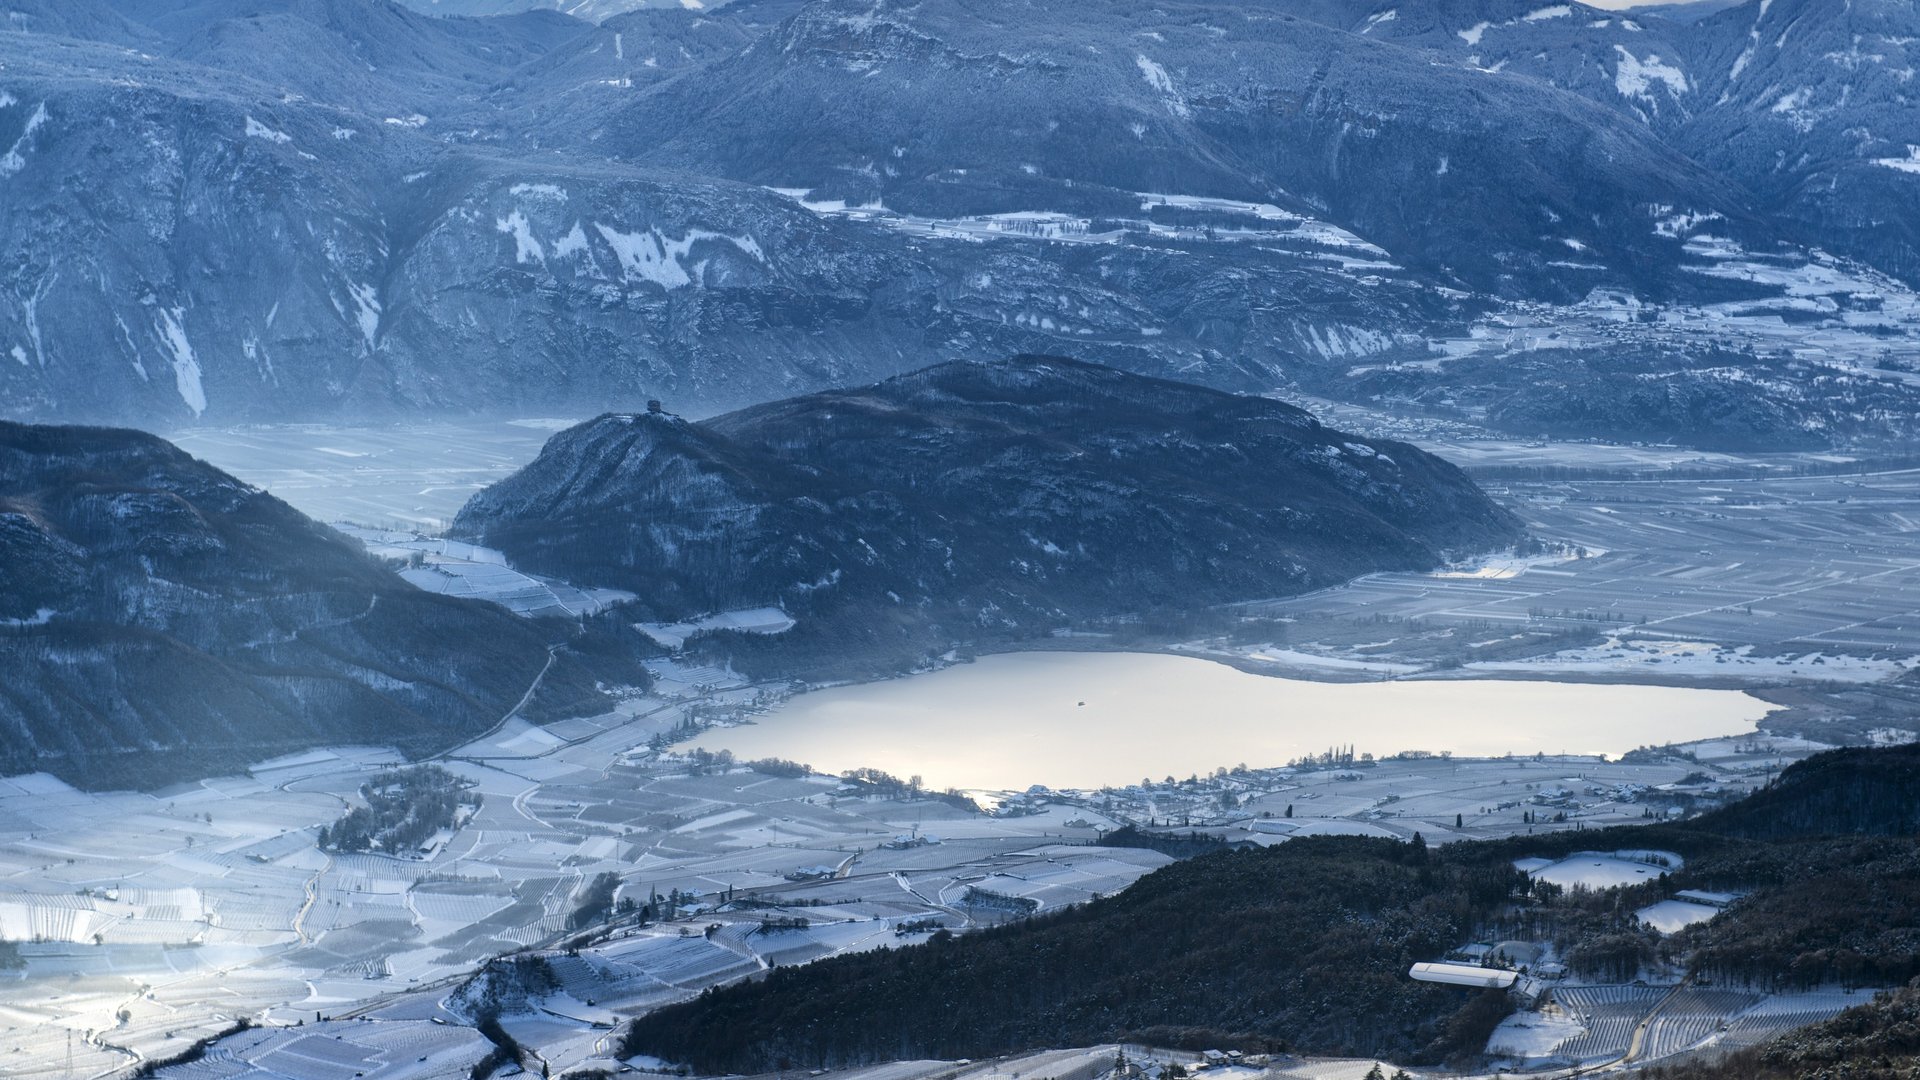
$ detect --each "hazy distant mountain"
[451,356,1521,672]
[0,422,650,789]
[1348,0,1920,283]
[0,0,1456,426]
[395,0,737,18]
[0,0,1914,440]
[1678,0,1920,284]
[602,0,1761,294]
[1632,0,1746,22]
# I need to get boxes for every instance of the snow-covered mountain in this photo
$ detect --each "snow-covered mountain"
[1346,0,1920,282]
[1,0,1915,446]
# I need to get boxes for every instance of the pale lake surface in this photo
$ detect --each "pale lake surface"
[690,651,1774,790]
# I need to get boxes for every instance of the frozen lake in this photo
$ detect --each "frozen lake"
[691,651,1773,790]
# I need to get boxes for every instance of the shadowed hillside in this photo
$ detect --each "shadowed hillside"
[0,422,652,789]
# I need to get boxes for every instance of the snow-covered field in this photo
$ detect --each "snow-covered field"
[1471,637,1920,684]
[1636,898,1722,933]
[1489,985,1878,1069]
[1523,849,1683,890]
[0,678,1184,1078]
[1236,646,1421,675]
[1487,1006,1588,1057]
[638,607,797,649]
[1249,464,1920,693]
[339,525,636,618]
[1432,546,1600,580]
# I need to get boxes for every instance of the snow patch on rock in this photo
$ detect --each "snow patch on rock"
[594,223,764,290]
[497,210,545,264]
[1874,145,1920,174]
[345,282,381,348]
[154,307,206,417]
[244,116,292,144]
[0,101,49,178]
[1614,47,1690,104]
[1134,54,1189,117]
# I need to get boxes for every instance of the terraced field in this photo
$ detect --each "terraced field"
[1640,988,1763,1060]
[1665,989,1881,1064]
[1549,985,1667,1062]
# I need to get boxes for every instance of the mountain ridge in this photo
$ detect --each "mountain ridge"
[1,0,1915,456]
[451,355,1522,673]
[0,420,652,789]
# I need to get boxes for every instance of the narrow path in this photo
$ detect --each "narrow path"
[293,854,335,946]
[1621,981,1687,1065]
[891,871,934,905]
[503,646,560,725]
[447,643,564,763]
[511,784,555,830]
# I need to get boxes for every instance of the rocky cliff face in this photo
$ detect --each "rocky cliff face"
[0,0,1462,426]
[1347,0,1920,285]
[452,356,1521,670]
[605,0,1764,296]
[0,422,649,789]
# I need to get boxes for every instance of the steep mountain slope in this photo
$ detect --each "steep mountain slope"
[1324,0,1705,130]
[1637,1,1746,24]
[630,835,1520,1069]
[3,0,1916,438]
[451,356,1520,670]
[99,0,585,117]
[601,0,1763,297]
[0,422,650,790]
[1693,741,1920,839]
[0,3,1459,424]
[0,0,157,44]
[1301,0,1920,285]
[1675,0,1920,283]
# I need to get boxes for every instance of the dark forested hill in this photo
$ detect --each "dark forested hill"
[1694,742,1920,839]
[625,837,1523,1070]
[0,422,650,789]
[451,356,1521,673]
[623,744,1920,1074]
